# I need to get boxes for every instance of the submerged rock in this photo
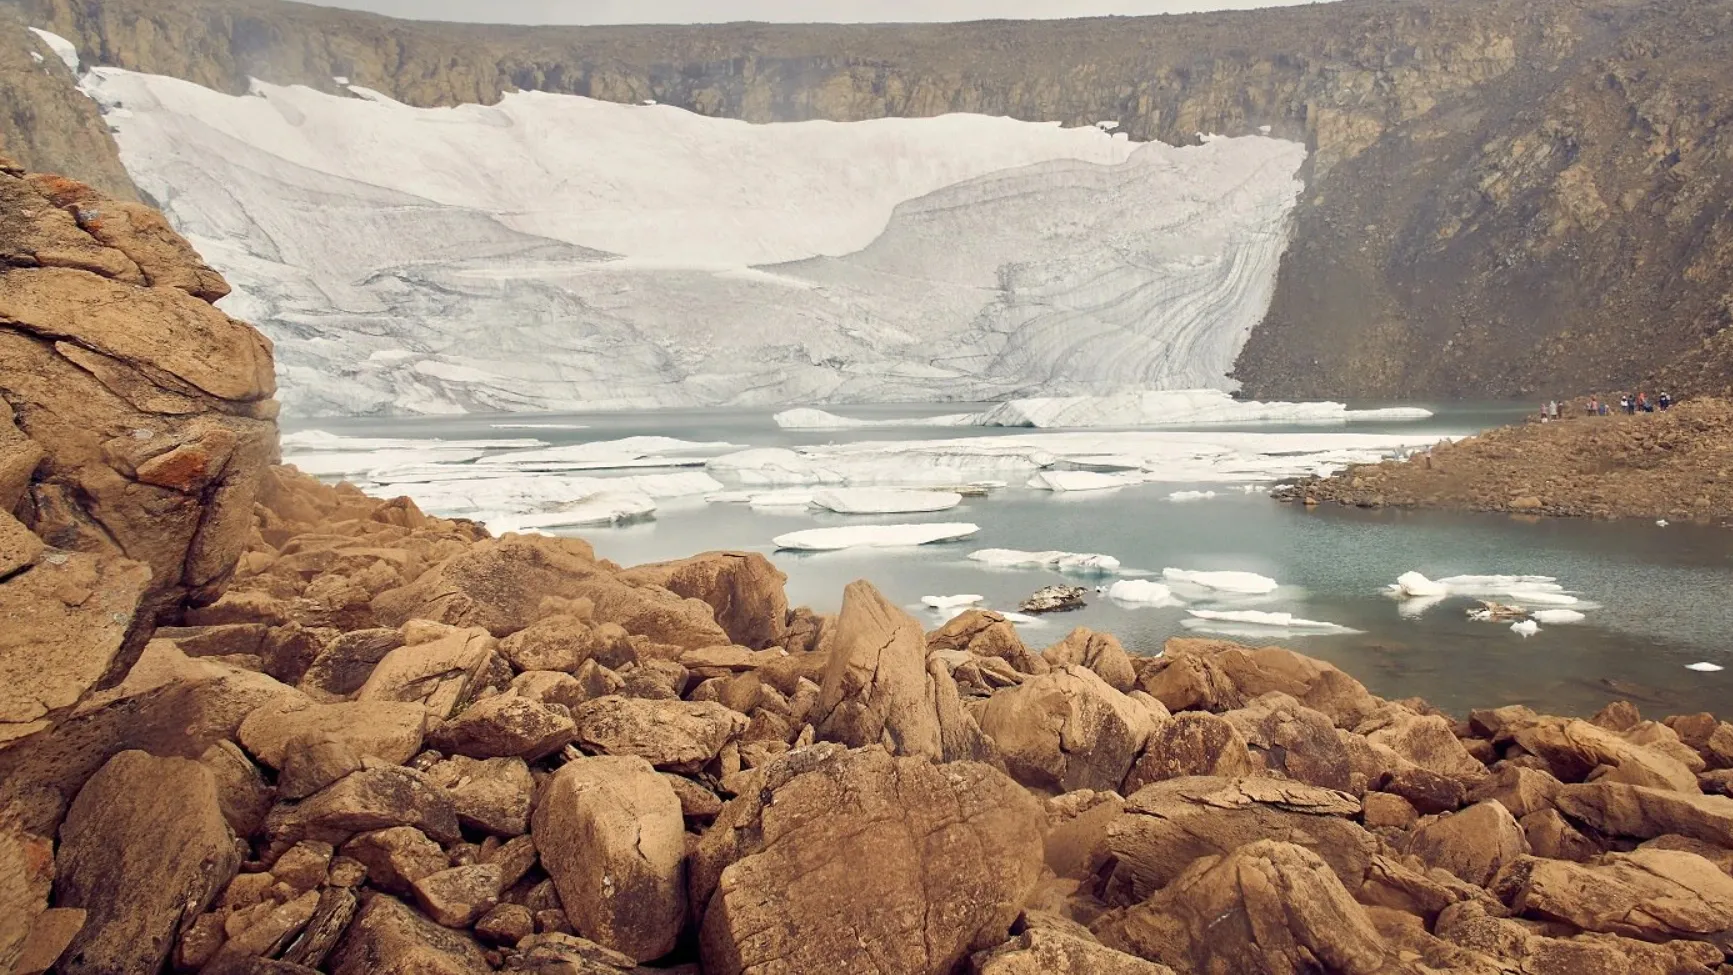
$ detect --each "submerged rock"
[1019,586,1087,614]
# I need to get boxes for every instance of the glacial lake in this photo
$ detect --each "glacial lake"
[288,403,1733,719]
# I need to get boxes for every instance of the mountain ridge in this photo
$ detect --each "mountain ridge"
[2,0,1729,402]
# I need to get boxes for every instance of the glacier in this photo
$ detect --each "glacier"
[77,65,1306,416]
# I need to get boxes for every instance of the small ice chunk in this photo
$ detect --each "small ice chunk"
[812,488,962,514]
[1686,661,1724,672]
[968,549,1122,573]
[1162,568,1279,595]
[1510,620,1540,638]
[1657,519,1670,527]
[773,523,979,551]
[1107,580,1176,604]
[922,594,983,609]
[1258,124,1273,135]
[1531,609,1586,624]
[998,611,1046,625]
[1026,470,1124,492]
[1168,490,1218,502]
[30,50,43,63]
[333,76,350,85]
[1394,572,1449,598]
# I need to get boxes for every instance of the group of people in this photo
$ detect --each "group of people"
[1542,391,1672,421]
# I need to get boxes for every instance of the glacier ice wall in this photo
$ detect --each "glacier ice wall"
[81,67,1306,416]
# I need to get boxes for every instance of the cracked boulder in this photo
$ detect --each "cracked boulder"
[694,744,1044,975]
[619,550,789,650]
[1495,848,1733,947]
[976,664,1161,794]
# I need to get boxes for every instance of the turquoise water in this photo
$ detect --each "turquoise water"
[292,404,1733,718]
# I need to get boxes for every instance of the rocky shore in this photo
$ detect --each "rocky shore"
[1282,400,1733,524]
[5,163,1733,974]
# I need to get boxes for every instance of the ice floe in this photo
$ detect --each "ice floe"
[1187,609,1354,632]
[811,489,963,514]
[1162,568,1280,595]
[772,523,980,551]
[1107,580,1179,605]
[1027,471,1125,492]
[364,471,723,525]
[773,408,976,430]
[1168,490,1218,502]
[1686,662,1724,673]
[1392,572,1451,598]
[968,390,1434,428]
[1531,609,1586,624]
[922,594,984,610]
[969,549,1123,573]
[1510,620,1540,638]
[478,437,736,469]
[746,490,818,508]
[485,495,658,533]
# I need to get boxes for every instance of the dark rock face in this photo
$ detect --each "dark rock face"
[0,17,134,200]
[6,0,1733,400]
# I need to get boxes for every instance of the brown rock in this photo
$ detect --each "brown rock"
[0,826,53,972]
[277,735,367,800]
[497,615,595,673]
[1362,792,1419,829]
[423,754,534,837]
[1402,800,1530,886]
[1040,627,1137,692]
[572,695,747,773]
[1043,791,1125,882]
[9,908,85,975]
[237,695,426,770]
[1382,765,1469,814]
[661,772,725,821]
[811,581,950,758]
[356,625,498,721]
[695,745,1043,975]
[426,693,574,760]
[1515,719,1700,792]
[329,893,491,975]
[1469,764,1563,818]
[265,766,461,846]
[1357,855,1502,924]
[1358,707,1488,784]
[509,670,591,710]
[341,827,450,897]
[972,927,1172,974]
[502,932,641,971]
[53,751,240,975]
[1520,807,1602,862]
[200,739,276,838]
[930,609,1048,675]
[1555,780,1733,845]
[371,534,602,637]
[204,889,320,969]
[532,755,686,962]
[1590,700,1643,732]
[272,840,334,891]
[280,887,359,969]
[1122,711,1254,792]
[619,551,789,650]
[414,864,502,928]
[296,628,404,699]
[1496,849,1733,947]
[1093,840,1390,975]
[977,665,1161,794]
[1138,638,1376,728]
[0,509,43,578]
[1105,776,1373,904]
[475,903,535,946]
[1224,694,1354,791]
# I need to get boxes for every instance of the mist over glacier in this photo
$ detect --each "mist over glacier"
[82,67,1305,416]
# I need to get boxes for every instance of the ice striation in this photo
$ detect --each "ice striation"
[80,66,1306,415]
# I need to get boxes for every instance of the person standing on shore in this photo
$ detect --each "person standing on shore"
[1587,396,1599,416]
[1660,391,1672,410]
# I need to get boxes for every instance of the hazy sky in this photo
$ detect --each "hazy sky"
[303,0,1317,25]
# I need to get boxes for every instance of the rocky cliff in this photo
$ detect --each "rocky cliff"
[3,0,1731,400]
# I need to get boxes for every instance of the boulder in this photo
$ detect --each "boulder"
[199,739,275,838]
[297,628,404,699]
[0,550,150,747]
[1043,791,1126,881]
[811,580,988,760]
[971,928,1171,974]
[1381,766,1468,815]
[53,751,240,975]
[1469,764,1563,818]
[1105,776,1374,903]
[1223,693,1354,792]
[1093,840,1390,975]
[8,908,86,975]
[371,534,603,636]
[1400,800,1530,886]
[474,904,535,946]
[1362,792,1419,830]
[340,827,450,897]
[930,610,1048,675]
[532,755,686,963]
[1138,638,1377,728]
[1357,707,1488,784]
[1514,719,1700,792]
[265,766,462,846]
[1356,854,1502,923]
[0,826,53,973]
[1495,849,1733,947]
[426,693,574,761]
[976,665,1161,794]
[573,695,747,773]
[497,615,595,673]
[1521,807,1603,862]
[1555,781,1733,845]
[1122,711,1254,793]
[1041,628,1137,692]
[422,754,533,837]
[237,696,426,770]
[356,626,497,721]
[329,893,490,975]
[619,551,789,650]
[694,745,1044,975]
[413,864,502,929]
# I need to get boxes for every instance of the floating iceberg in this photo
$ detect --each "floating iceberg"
[1187,609,1349,630]
[1107,580,1178,605]
[811,489,963,514]
[968,549,1123,573]
[1510,620,1540,638]
[484,495,657,532]
[1532,609,1586,624]
[363,470,723,526]
[773,523,980,551]
[1162,568,1280,594]
[1169,490,1218,502]
[1686,662,1725,673]
[746,490,817,509]
[773,409,976,429]
[1027,471,1125,492]
[922,594,984,609]
[1392,572,1450,598]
